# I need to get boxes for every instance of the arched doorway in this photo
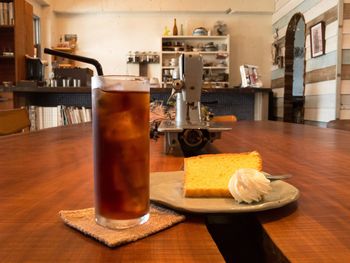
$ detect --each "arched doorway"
[284,13,306,123]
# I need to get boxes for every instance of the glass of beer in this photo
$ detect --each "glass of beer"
[91,75,150,229]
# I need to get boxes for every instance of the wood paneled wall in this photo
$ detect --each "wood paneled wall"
[341,1,350,119]
[272,0,338,123]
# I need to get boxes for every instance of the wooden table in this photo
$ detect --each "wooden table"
[1,121,350,262]
[0,123,222,262]
[211,121,350,262]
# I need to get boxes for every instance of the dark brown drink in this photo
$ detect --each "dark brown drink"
[92,78,150,229]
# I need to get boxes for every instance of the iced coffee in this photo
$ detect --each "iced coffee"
[92,76,150,229]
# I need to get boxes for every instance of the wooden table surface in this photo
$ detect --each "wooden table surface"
[1,121,350,262]
[0,123,222,262]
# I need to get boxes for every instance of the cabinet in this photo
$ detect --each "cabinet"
[6,86,272,121]
[0,0,33,109]
[0,0,33,84]
[161,35,230,88]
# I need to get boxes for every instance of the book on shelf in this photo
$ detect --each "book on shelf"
[0,2,5,25]
[0,2,14,26]
[27,105,92,131]
[8,2,13,25]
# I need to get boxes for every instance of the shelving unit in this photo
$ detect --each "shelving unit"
[161,35,230,88]
[0,0,33,84]
[51,47,75,68]
[0,0,33,109]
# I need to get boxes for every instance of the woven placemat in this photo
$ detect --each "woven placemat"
[59,204,185,247]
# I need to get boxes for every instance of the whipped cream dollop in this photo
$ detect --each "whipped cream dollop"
[228,168,272,203]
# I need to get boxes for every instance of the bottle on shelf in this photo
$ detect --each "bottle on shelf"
[173,18,178,36]
[163,26,170,36]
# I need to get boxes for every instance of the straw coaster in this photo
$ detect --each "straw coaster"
[59,204,185,247]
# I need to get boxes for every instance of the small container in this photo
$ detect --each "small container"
[147,52,153,63]
[172,68,179,79]
[127,51,134,63]
[218,44,227,51]
[170,58,178,67]
[2,81,13,87]
[73,79,81,87]
[62,79,71,87]
[134,52,140,63]
[50,79,57,87]
[153,52,159,63]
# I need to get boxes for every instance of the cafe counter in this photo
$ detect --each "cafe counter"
[1,86,272,121]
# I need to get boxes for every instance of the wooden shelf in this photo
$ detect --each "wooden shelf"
[0,0,33,88]
[162,51,228,54]
[52,47,74,52]
[0,25,15,29]
[4,86,91,93]
[203,66,228,69]
[51,47,75,68]
[161,35,230,87]
[162,35,229,39]
[0,55,15,59]
[127,61,159,64]
[203,81,229,84]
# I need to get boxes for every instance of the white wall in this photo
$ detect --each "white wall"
[27,0,274,87]
[53,12,272,87]
[52,0,274,14]
[26,0,42,16]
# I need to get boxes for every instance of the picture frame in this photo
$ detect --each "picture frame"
[64,34,77,48]
[310,21,325,58]
[239,64,263,88]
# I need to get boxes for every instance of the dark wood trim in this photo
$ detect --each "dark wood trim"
[271,77,284,89]
[305,65,336,83]
[344,3,350,20]
[284,13,306,123]
[306,6,338,32]
[341,64,350,80]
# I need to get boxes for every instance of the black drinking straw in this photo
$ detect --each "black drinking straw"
[44,48,104,76]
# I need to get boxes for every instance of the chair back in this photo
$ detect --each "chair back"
[0,108,31,136]
[326,119,350,131]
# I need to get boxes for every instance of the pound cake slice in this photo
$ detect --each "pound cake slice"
[184,151,262,197]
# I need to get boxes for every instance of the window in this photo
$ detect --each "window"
[33,15,41,57]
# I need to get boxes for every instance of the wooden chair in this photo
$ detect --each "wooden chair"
[326,119,350,131]
[211,115,237,122]
[0,108,31,136]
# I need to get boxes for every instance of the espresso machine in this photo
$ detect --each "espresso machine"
[158,53,231,156]
[25,55,45,82]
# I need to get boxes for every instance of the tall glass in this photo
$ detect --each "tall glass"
[92,75,150,229]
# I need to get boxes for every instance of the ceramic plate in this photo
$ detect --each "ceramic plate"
[150,171,299,213]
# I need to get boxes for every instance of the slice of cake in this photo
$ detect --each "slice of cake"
[184,151,262,197]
